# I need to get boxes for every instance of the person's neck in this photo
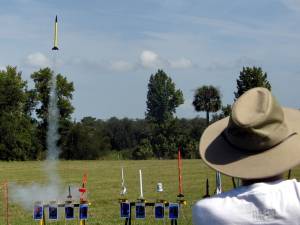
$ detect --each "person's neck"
[242,175,283,186]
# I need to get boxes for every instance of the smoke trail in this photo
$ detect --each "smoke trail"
[46,66,59,161]
[10,52,77,209]
[44,52,60,186]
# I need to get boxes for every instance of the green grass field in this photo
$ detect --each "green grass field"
[0,160,298,225]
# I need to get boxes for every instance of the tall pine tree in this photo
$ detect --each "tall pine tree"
[235,66,271,100]
[145,69,184,158]
[146,70,184,124]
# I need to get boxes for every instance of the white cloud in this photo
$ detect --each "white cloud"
[0,66,5,71]
[25,52,51,68]
[139,50,193,70]
[169,58,193,69]
[140,50,163,68]
[110,60,134,72]
[66,51,193,74]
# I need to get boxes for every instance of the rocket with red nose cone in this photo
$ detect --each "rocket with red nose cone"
[52,15,59,50]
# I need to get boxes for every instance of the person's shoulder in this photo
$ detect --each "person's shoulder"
[192,197,221,218]
[193,180,300,225]
[193,197,215,212]
[283,178,300,188]
[192,185,272,225]
[249,179,300,194]
[192,191,237,225]
[279,179,300,195]
[193,187,242,210]
[193,179,300,208]
[192,190,240,225]
[192,198,219,225]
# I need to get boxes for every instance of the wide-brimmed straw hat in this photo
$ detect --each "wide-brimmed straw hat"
[199,87,300,179]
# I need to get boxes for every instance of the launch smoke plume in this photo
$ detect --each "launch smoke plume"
[44,52,60,186]
[46,67,59,161]
[10,52,77,209]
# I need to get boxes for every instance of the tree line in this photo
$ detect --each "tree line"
[0,66,271,160]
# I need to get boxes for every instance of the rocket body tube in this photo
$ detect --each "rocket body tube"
[52,16,59,50]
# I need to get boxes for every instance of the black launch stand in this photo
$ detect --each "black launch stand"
[120,200,185,225]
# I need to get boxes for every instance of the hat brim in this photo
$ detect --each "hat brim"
[199,108,300,179]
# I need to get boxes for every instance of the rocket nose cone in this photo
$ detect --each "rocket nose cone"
[55,15,58,22]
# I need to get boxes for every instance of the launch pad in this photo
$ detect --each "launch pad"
[119,199,185,225]
[33,173,90,225]
[34,202,90,224]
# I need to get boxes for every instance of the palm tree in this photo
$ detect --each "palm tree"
[192,85,222,126]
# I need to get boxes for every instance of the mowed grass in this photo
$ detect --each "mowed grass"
[0,160,299,225]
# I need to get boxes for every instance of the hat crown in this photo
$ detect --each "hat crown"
[226,87,289,152]
[232,88,277,127]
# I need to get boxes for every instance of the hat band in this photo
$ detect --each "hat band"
[221,132,297,154]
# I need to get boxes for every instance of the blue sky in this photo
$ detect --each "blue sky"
[0,0,300,120]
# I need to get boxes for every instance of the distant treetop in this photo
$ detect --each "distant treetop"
[146,69,184,124]
[234,66,271,100]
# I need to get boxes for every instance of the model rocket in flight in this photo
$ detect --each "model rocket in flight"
[52,15,59,50]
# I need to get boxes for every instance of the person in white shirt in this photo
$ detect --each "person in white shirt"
[193,87,300,225]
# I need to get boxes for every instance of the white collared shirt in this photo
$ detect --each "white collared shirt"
[193,179,300,225]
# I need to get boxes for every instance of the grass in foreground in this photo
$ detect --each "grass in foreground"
[0,160,298,225]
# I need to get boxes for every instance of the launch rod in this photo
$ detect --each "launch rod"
[3,181,9,225]
[139,169,144,199]
[121,168,124,184]
[6,182,8,225]
[178,146,183,196]
[120,167,127,196]
[215,171,222,194]
[202,178,210,198]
